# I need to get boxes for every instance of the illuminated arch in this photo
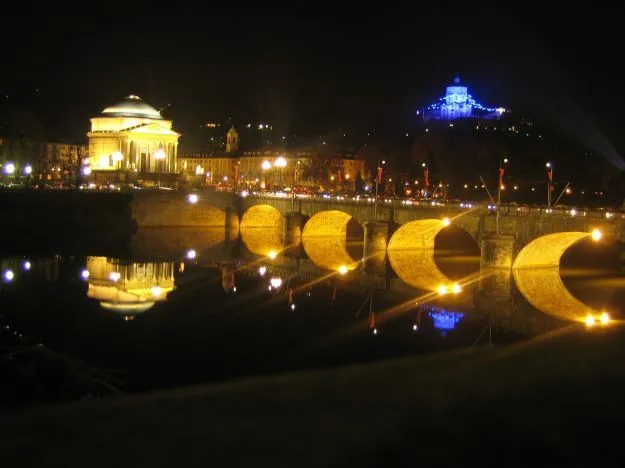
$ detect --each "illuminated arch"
[301,210,362,272]
[240,205,283,230]
[387,219,462,292]
[512,232,600,322]
[513,232,592,269]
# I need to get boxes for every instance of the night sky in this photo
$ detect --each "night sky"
[1,9,623,163]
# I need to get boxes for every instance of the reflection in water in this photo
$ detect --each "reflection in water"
[513,267,599,322]
[221,262,236,294]
[130,228,226,260]
[302,236,359,272]
[240,226,283,258]
[428,307,464,331]
[387,219,460,292]
[86,256,175,316]
[389,248,456,292]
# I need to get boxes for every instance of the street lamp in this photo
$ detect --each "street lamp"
[496,157,508,234]
[546,162,553,209]
[374,160,385,220]
[154,149,166,173]
[3,162,15,175]
[274,156,287,188]
[23,165,32,175]
[261,160,272,190]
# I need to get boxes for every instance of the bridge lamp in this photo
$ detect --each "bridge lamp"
[3,162,15,175]
[545,162,551,168]
[591,229,602,242]
[187,193,199,204]
[267,250,277,260]
[600,312,610,325]
[451,283,462,294]
[82,166,92,176]
[3,269,14,282]
[186,249,197,260]
[23,165,32,175]
[80,269,90,280]
[337,265,349,275]
[437,285,449,295]
[442,217,451,227]
[503,158,508,164]
[585,314,595,327]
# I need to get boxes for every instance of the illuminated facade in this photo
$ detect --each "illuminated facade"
[87,95,179,173]
[422,75,506,122]
[85,256,175,316]
[177,153,238,183]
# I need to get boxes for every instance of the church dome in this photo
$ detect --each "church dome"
[101,95,162,119]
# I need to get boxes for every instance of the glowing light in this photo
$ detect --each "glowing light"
[186,249,197,260]
[270,277,282,289]
[22,261,31,271]
[372,328,378,335]
[442,218,451,227]
[82,166,92,176]
[3,270,14,282]
[267,250,277,260]
[413,324,418,331]
[337,265,349,275]
[451,283,462,294]
[591,229,602,241]
[154,149,166,160]
[187,193,199,204]
[240,190,249,197]
[600,312,610,324]
[258,266,267,276]
[261,160,272,170]
[112,151,123,162]
[570,209,577,217]
[23,165,32,175]
[437,285,449,295]
[109,271,121,282]
[274,157,287,168]
[585,315,595,327]
[3,163,15,175]
[80,269,90,280]
[151,286,163,297]
[546,162,551,168]
[290,303,296,311]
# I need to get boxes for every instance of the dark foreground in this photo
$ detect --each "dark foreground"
[1,322,624,467]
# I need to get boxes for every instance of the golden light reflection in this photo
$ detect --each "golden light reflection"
[302,211,360,272]
[86,257,175,315]
[240,226,283,258]
[387,219,456,292]
[513,267,600,322]
[240,205,283,230]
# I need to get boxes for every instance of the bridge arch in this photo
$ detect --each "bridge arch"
[512,231,603,322]
[239,205,283,257]
[301,210,363,272]
[387,219,478,293]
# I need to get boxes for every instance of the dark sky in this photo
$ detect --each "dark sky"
[1,9,624,162]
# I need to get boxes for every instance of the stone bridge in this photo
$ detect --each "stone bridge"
[130,190,625,273]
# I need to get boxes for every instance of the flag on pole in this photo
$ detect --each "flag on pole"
[369,310,376,329]
[547,167,554,191]
[499,167,505,187]
[424,167,430,189]
[377,166,383,184]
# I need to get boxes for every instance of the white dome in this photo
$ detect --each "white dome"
[101,95,162,119]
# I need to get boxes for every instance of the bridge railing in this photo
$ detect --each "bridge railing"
[245,193,625,221]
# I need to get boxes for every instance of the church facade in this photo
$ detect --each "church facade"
[87,95,180,174]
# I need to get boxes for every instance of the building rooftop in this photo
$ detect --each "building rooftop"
[101,95,163,120]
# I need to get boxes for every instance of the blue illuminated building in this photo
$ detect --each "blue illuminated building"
[421,75,506,123]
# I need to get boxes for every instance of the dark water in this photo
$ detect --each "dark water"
[1,227,624,397]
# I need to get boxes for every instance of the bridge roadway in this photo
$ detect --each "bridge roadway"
[130,190,625,270]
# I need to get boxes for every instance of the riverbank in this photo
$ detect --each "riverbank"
[1,321,624,467]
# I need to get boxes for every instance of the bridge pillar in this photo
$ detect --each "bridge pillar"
[283,212,305,247]
[224,206,240,241]
[480,233,515,269]
[362,221,391,274]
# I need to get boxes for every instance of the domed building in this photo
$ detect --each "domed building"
[87,95,180,175]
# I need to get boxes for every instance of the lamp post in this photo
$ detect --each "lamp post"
[546,162,553,209]
[261,159,272,190]
[496,158,508,234]
[274,156,287,189]
[374,160,385,221]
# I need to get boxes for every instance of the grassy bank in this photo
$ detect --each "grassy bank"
[2,322,624,467]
